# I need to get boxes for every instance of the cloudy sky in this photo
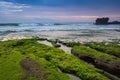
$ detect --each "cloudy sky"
[0,0,120,23]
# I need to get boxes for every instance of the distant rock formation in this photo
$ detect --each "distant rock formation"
[0,23,19,26]
[95,17,120,25]
[109,21,120,24]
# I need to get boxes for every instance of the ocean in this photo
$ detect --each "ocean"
[0,22,120,35]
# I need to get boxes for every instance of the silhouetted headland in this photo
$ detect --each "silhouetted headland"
[0,23,19,26]
[95,17,120,25]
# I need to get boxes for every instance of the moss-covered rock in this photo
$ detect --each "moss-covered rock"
[85,42,120,57]
[72,46,120,77]
[0,39,109,80]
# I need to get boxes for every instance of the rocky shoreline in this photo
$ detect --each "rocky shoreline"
[0,31,120,80]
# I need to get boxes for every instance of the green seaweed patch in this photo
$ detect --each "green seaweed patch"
[0,39,71,80]
[72,46,120,77]
[72,46,120,63]
[0,39,109,80]
[85,42,120,57]
[0,51,26,80]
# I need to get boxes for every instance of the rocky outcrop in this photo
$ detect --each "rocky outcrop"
[95,17,109,25]
[109,21,120,24]
[95,17,120,25]
[71,50,120,78]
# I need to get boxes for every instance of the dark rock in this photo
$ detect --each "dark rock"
[95,17,120,25]
[109,21,120,24]
[36,38,47,41]
[53,44,61,48]
[54,23,64,25]
[95,17,109,25]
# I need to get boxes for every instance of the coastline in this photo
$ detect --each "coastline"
[0,30,120,43]
[1,30,120,80]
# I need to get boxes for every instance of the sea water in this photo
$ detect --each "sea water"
[0,22,120,35]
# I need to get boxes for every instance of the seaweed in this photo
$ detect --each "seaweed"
[0,39,109,80]
[85,42,120,57]
[72,46,120,77]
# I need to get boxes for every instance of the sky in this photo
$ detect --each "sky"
[0,0,120,23]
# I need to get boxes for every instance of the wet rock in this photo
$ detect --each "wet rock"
[36,37,47,41]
